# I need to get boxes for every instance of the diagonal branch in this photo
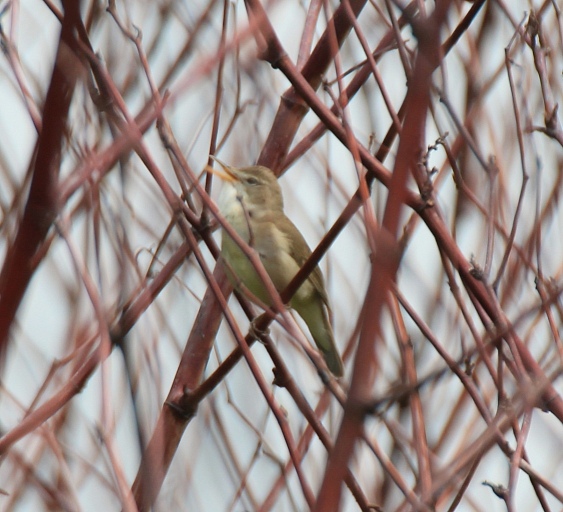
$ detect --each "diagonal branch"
[0,0,83,368]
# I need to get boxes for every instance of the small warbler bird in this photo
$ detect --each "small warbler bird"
[210,157,343,377]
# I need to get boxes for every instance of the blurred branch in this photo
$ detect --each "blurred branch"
[0,0,83,367]
[2,0,563,510]
[315,3,450,509]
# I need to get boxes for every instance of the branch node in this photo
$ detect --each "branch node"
[165,389,198,421]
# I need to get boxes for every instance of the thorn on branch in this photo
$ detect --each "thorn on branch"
[463,356,474,376]
[421,146,440,175]
[486,155,498,178]
[482,481,509,501]
[419,134,449,203]
[418,179,434,205]
[469,257,484,280]
[272,366,289,388]
[157,117,174,150]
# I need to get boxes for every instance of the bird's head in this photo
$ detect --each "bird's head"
[209,157,284,212]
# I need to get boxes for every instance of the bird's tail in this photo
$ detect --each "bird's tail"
[297,299,344,377]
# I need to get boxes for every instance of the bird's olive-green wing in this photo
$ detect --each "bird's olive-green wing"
[276,215,331,307]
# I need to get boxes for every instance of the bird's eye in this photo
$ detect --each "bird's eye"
[246,177,259,185]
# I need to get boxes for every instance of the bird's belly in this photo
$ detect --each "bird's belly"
[222,233,314,307]
[222,235,271,304]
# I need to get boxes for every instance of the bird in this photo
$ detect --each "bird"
[210,157,344,377]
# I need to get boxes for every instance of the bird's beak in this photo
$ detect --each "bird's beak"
[207,156,238,182]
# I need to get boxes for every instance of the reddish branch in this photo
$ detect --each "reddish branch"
[130,0,379,508]
[255,0,372,171]
[0,1,82,366]
[314,3,451,509]
[4,1,562,510]
[132,0,563,510]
